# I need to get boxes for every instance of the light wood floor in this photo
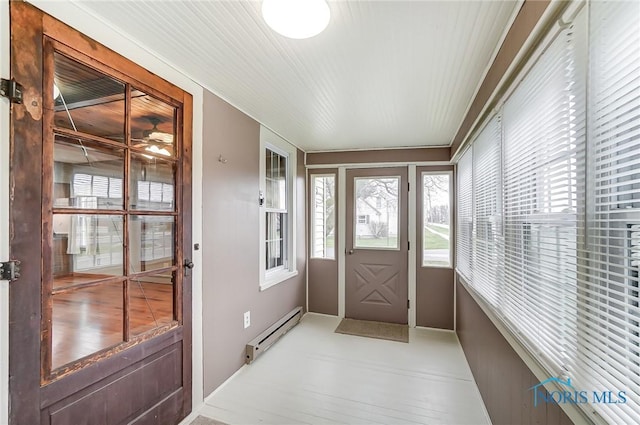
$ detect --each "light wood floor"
[195,314,489,425]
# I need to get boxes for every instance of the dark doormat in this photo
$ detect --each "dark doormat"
[189,415,228,425]
[335,318,409,343]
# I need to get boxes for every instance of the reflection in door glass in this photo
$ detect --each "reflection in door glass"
[131,88,177,157]
[53,52,125,142]
[53,135,125,210]
[52,281,124,369]
[52,214,124,288]
[422,174,451,267]
[354,177,399,249]
[130,272,175,336]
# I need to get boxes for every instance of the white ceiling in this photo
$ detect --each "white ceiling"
[74,0,520,152]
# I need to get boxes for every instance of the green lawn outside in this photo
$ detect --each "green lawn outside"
[355,236,398,248]
[423,225,449,249]
[323,224,449,251]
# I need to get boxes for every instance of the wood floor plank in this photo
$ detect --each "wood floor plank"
[195,314,489,425]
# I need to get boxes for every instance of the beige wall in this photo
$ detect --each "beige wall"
[201,90,306,396]
[306,147,450,166]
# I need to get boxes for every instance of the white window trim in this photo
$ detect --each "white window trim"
[421,170,453,269]
[259,126,297,291]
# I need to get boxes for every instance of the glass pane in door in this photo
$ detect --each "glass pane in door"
[52,281,124,369]
[53,52,126,142]
[354,177,399,249]
[130,89,176,157]
[53,135,125,209]
[52,214,124,289]
[129,215,175,273]
[129,272,175,336]
[130,153,175,211]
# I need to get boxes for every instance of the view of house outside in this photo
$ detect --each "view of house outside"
[354,177,399,249]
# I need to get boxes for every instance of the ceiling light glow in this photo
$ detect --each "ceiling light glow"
[262,0,330,39]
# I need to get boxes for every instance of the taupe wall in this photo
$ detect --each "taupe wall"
[457,281,573,425]
[416,165,455,329]
[306,147,450,166]
[202,90,306,396]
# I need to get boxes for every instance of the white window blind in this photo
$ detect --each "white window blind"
[456,148,473,280]
[471,115,502,306]
[572,1,640,423]
[501,14,584,373]
[456,2,640,422]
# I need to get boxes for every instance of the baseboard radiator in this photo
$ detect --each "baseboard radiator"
[245,306,303,364]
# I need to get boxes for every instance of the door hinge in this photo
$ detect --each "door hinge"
[0,78,23,104]
[0,260,21,282]
[408,241,410,250]
[408,182,410,192]
[407,299,410,309]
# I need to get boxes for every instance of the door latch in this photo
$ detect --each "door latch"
[183,258,194,277]
[0,78,23,104]
[0,260,21,281]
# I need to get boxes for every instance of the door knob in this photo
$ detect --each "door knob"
[183,258,194,277]
[348,249,354,255]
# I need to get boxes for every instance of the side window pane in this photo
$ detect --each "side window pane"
[266,212,286,270]
[311,175,335,259]
[354,177,399,249]
[265,148,289,272]
[422,174,451,267]
[266,149,287,210]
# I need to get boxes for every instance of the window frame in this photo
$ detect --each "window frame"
[42,39,186,381]
[259,128,298,291]
[421,170,453,268]
[310,173,336,260]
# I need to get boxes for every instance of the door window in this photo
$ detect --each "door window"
[46,48,182,379]
[354,177,400,249]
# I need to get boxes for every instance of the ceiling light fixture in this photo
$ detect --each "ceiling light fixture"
[145,145,171,157]
[143,117,174,145]
[262,0,330,39]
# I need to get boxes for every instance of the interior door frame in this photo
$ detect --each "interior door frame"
[8,3,193,423]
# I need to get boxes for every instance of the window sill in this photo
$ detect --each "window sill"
[260,269,298,291]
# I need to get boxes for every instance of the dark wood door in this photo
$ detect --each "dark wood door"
[8,3,192,424]
[345,167,408,324]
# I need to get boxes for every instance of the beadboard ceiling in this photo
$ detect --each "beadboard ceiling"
[74,0,520,152]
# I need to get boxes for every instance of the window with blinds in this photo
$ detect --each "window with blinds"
[501,13,584,369]
[471,116,502,306]
[456,148,473,280]
[574,1,640,423]
[455,1,640,422]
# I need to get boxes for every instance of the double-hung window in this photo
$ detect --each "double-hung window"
[260,127,297,289]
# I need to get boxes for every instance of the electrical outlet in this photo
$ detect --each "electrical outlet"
[244,311,251,329]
